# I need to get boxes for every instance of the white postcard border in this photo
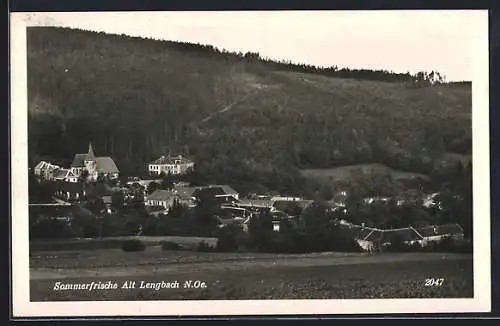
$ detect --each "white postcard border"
[10,11,491,317]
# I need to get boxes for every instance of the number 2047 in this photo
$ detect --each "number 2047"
[424,278,445,286]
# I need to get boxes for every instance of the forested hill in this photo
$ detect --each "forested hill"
[27,27,472,195]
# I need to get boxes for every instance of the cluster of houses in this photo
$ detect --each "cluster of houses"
[337,219,465,251]
[30,143,465,250]
[34,143,120,183]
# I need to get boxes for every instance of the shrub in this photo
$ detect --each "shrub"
[197,241,214,252]
[160,241,182,251]
[215,225,240,252]
[121,239,146,252]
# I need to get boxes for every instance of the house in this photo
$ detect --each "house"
[220,206,252,221]
[33,161,61,181]
[52,168,79,183]
[148,154,195,176]
[235,199,275,212]
[414,224,465,244]
[193,185,240,202]
[145,189,190,211]
[171,184,240,206]
[70,142,120,181]
[273,199,313,215]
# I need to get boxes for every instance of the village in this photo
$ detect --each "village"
[30,142,466,252]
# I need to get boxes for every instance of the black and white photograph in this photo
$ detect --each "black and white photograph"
[10,10,490,316]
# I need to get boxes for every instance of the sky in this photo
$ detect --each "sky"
[21,10,487,81]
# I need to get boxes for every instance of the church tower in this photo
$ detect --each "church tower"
[84,142,98,181]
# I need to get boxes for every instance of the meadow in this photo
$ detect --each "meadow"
[30,243,473,301]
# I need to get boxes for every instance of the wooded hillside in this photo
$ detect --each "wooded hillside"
[27,27,472,196]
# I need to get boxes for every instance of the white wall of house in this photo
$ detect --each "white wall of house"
[148,161,194,176]
[146,199,172,209]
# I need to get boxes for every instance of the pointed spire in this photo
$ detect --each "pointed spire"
[86,142,96,161]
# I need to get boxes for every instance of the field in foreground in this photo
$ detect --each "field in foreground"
[30,246,473,301]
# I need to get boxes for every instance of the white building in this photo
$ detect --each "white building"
[148,154,195,176]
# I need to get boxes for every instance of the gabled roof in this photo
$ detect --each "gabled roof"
[147,189,176,201]
[237,199,274,207]
[53,168,76,180]
[34,161,48,170]
[149,154,194,165]
[86,142,96,161]
[71,153,87,167]
[96,157,119,174]
[212,185,239,196]
[174,187,197,198]
[415,224,464,237]
[193,187,225,198]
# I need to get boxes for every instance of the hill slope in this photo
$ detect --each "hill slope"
[27,27,472,195]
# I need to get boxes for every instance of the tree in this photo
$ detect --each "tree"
[79,169,89,183]
[146,181,160,195]
[161,172,175,189]
[167,199,188,219]
[194,188,221,236]
[111,191,125,210]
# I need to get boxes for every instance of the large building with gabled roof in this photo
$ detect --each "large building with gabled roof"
[70,142,120,182]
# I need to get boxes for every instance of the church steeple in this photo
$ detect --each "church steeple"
[86,142,96,161]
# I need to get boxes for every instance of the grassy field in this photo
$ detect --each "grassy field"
[30,236,218,252]
[30,245,473,301]
[300,163,430,183]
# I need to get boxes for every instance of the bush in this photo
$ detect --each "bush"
[197,241,214,252]
[121,239,146,252]
[215,225,240,252]
[160,241,182,251]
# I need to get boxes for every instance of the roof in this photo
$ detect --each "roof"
[71,154,87,167]
[211,185,239,196]
[34,161,48,170]
[53,168,76,179]
[415,224,464,237]
[95,157,120,173]
[193,187,225,198]
[273,199,313,211]
[174,187,197,198]
[237,199,274,207]
[149,154,194,165]
[383,228,423,242]
[86,142,96,161]
[147,189,176,201]
[70,154,119,173]
[272,200,303,213]
[174,185,239,199]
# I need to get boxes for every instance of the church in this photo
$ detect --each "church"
[70,143,120,181]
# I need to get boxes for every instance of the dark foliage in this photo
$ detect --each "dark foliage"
[28,27,471,198]
[160,240,182,251]
[197,240,214,252]
[121,239,146,252]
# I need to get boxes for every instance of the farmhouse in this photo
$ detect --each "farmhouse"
[70,143,120,182]
[52,168,79,183]
[414,224,464,244]
[148,154,194,176]
[145,189,178,210]
[236,199,275,212]
[33,161,65,182]
[172,184,240,205]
